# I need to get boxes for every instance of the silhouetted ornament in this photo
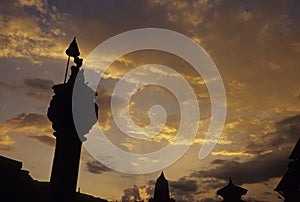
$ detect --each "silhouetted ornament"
[217,178,247,202]
[65,37,80,58]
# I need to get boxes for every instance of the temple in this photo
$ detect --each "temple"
[275,138,300,202]
[149,171,175,202]
[217,178,247,202]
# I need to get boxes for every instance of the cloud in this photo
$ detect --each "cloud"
[24,78,54,90]
[121,185,143,202]
[245,197,269,202]
[0,0,66,63]
[193,150,289,185]
[241,113,300,156]
[23,78,54,101]
[170,177,198,193]
[0,1,300,201]
[86,160,111,174]
[0,135,14,145]
[27,135,55,147]
[183,113,300,200]
[95,85,114,131]
[169,177,199,202]
[0,78,54,101]
[268,114,300,147]
[0,113,53,147]
[200,198,217,202]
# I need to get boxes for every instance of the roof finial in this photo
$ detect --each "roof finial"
[160,171,165,179]
[229,177,233,184]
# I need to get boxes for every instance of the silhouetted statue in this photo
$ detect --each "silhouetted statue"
[275,138,300,202]
[48,38,98,202]
[149,171,175,202]
[217,178,247,202]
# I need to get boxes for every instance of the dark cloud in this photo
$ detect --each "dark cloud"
[86,160,111,174]
[0,78,54,101]
[169,178,199,202]
[187,114,300,199]
[194,150,289,185]
[200,178,226,190]
[170,177,198,193]
[0,81,7,88]
[270,114,300,147]
[0,144,13,151]
[23,78,54,91]
[245,114,300,155]
[0,81,18,91]
[245,197,269,202]
[200,198,217,202]
[210,159,227,165]
[23,78,54,101]
[28,135,55,147]
[51,0,172,54]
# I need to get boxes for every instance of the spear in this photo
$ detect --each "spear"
[64,37,80,83]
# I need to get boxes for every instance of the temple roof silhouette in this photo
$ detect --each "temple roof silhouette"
[289,138,300,160]
[157,171,166,181]
[217,178,247,202]
[275,138,300,201]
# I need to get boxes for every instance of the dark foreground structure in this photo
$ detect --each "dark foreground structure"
[0,39,101,202]
[217,178,247,202]
[275,138,300,202]
[149,172,175,202]
[0,155,107,202]
[48,38,98,201]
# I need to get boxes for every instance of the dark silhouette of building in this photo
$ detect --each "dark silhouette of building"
[217,178,247,202]
[0,155,107,202]
[149,171,175,202]
[0,155,47,202]
[275,138,300,202]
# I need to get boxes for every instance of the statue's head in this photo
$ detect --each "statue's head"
[74,57,83,67]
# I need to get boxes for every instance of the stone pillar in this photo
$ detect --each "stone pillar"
[47,59,97,202]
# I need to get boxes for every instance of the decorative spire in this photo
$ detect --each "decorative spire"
[217,178,247,202]
[158,171,166,180]
[65,37,80,58]
[64,37,82,83]
[149,171,175,202]
[229,177,233,185]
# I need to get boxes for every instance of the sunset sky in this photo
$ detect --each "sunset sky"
[1,0,300,201]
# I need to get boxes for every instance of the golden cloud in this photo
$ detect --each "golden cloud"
[0,0,66,64]
[0,113,53,147]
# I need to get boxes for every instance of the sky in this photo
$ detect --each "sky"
[1,0,300,201]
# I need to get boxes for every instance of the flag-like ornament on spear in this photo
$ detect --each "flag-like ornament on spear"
[64,37,80,83]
